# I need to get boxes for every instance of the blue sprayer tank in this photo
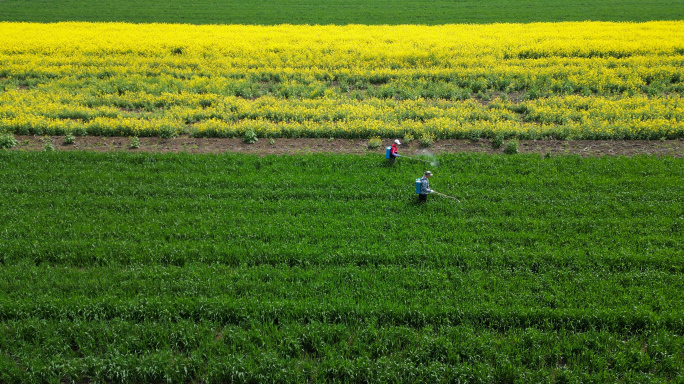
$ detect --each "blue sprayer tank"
[385,146,391,159]
[415,178,422,194]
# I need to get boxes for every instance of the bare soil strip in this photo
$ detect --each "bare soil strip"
[8,135,684,157]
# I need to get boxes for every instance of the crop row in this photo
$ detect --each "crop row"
[3,57,682,98]
[3,23,683,63]
[1,264,682,330]
[1,92,682,139]
[1,22,683,139]
[3,298,683,333]
[2,0,684,25]
[4,264,683,307]
[3,319,681,383]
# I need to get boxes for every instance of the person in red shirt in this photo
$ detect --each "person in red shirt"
[389,139,401,164]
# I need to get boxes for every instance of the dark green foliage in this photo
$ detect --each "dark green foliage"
[63,133,76,145]
[129,136,141,149]
[158,125,178,139]
[243,129,258,144]
[491,134,504,149]
[503,139,519,154]
[0,151,683,382]
[0,133,18,149]
[0,0,682,24]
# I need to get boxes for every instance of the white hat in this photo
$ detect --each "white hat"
[394,139,401,145]
[425,171,432,175]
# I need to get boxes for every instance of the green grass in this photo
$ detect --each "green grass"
[0,151,682,382]
[1,0,683,24]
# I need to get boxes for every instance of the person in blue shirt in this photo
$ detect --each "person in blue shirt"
[419,171,433,202]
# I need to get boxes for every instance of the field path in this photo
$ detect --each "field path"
[9,136,684,157]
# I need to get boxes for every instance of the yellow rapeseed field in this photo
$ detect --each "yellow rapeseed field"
[0,22,683,139]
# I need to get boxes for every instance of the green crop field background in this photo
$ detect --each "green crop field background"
[1,0,684,24]
[2,0,684,382]
[0,151,683,382]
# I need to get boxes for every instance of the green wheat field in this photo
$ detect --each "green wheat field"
[1,1,683,382]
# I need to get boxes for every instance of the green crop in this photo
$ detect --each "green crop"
[1,0,683,24]
[0,134,18,149]
[0,151,682,382]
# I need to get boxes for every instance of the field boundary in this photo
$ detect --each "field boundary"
[6,135,684,157]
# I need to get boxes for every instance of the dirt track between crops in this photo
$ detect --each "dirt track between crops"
[8,135,684,157]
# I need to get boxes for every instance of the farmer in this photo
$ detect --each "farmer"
[389,139,401,164]
[419,171,434,203]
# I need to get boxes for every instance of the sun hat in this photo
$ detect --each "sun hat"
[394,139,401,145]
